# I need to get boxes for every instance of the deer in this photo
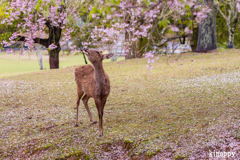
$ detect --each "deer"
[74,48,114,137]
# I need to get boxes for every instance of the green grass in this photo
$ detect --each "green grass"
[0,49,240,159]
[0,51,124,78]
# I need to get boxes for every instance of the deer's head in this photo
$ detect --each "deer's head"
[82,49,114,64]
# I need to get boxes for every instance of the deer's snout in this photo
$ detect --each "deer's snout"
[81,48,89,55]
[80,48,88,51]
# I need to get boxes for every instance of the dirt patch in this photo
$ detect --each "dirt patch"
[96,140,172,160]
[96,141,132,159]
[95,137,239,160]
[2,139,40,159]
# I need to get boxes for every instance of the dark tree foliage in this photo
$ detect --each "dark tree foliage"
[196,0,217,52]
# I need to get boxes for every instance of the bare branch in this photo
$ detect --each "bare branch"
[217,3,228,20]
[154,35,188,48]
[17,36,49,48]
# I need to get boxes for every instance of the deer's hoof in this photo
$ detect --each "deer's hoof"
[93,121,98,124]
[74,124,79,127]
[99,133,104,137]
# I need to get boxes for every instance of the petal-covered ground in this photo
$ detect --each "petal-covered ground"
[0,49,240,159]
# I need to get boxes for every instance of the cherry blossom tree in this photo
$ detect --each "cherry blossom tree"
[0,1,17,49]
[3,0,239,70]
[84,0,213,61]
[1,0,82,69]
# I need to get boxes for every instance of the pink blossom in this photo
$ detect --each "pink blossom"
[146,65,153,70]
[107,15,112,19]
[92,14,96,18]
[144,52,158,70]
[6,49,14,54]
[99,0,104,5]
[185,27,193,34]
[21,50,26,56]
[144,52,154,58]
[49,44,57,50]
[89,5,92,11]
[237,3,240,12]
[171,25,179,32]
[70,45,77,52]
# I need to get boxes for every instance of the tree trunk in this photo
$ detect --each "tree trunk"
[196,0,217,52]
[35,44,43,70]
[125,31,132,60]
[48,25,62,69]
[125,33,139,59]
[190,5,198,52]
[227,18,237,49]
[39,51,43,70]
[49,44,61,69]
[190,27,198,52]
[136,39,143,58]
[228,31,234,48]
[179,36,186,44]
[125,40,143,59]
[138,37,147,57]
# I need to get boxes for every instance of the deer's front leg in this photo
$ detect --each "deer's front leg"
[94,99,103,137]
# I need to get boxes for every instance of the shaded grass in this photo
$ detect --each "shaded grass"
[0,49,240,159]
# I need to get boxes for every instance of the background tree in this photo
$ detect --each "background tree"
[1,0,83,69]
[216,7,240,48]
[196,0,218,52]
[216,0,238,48]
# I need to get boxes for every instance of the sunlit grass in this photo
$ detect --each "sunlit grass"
[0,51,124,78]
[0,49,239,159]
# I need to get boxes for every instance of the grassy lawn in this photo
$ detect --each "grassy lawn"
[0,49,240,159]
[0,51,124,78]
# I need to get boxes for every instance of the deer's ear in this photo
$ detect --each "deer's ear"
[102,53,114,59]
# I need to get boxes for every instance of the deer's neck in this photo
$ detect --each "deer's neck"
[92,62,106,83]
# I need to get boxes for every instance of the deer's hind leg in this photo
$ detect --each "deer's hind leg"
[75,89,84,127]
[82,94,97,124]
[95,97,107,137]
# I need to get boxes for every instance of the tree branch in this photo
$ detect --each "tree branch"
[231,1,238,23]
[154,35,188,48]
[45,20,51,28]
[217,4,228,20]
[17,36,49,48]
[108,0,165,10]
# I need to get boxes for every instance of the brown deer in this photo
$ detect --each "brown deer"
[74,48,113,137]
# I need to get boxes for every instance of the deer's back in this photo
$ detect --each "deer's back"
[74,65,95,96]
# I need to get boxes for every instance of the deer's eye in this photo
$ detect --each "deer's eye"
[96,51,99,54]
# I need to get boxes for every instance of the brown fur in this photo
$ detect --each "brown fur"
[74,49,113,137]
